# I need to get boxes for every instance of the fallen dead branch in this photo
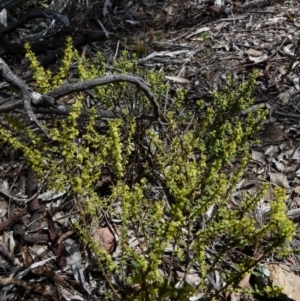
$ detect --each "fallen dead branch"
[0,57,164,137]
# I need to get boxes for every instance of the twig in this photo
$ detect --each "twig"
[0,59,166,130]
[113,40,120,62]
[0,172,49,204]
[97,18,113,38]
[0,58,52,137]
[0,242,19,267]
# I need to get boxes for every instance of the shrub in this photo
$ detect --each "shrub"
[0,38,295,300]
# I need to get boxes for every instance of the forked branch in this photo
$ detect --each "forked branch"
[0,57,164,137]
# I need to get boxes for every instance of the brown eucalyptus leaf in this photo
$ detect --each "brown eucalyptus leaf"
[261,124,288,143]
[93,227,115,254]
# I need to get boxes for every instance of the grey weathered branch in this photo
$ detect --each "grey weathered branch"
[0,57,164,136]
[47,74,162,120]
[0,57,52,136]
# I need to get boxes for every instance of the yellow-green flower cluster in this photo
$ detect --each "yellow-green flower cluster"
[25,37,78,93]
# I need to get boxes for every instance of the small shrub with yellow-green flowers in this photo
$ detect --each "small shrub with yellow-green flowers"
[0,38,295,300]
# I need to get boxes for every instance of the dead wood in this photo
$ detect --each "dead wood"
[0,0,29,10]
[0,56,163,137]
[0,9,69,39]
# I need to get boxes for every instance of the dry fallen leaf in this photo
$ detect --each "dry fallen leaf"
[294,186,300,194]
[176,270,200,287]
[251,150,265,163]
[269,172,290,189]
[94,227,115,254]
[245,48,263,57]
[186,27,210,39]
[294,196,300,207]
[248,53,268,64]
[278,90,291,105]
[260,124,288,143]
[0,200,8,219]
[238,272,251,289]
[165,76,190,83]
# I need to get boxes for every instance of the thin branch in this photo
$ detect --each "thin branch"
[47,74,163,121]
[0,58,51,136]
[0,57,166,133]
